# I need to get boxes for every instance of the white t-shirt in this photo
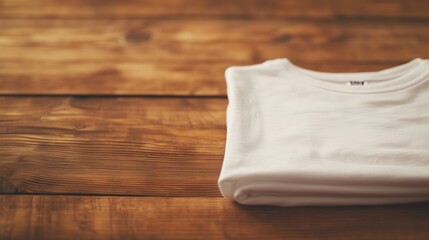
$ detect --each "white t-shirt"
[218,58,429,206]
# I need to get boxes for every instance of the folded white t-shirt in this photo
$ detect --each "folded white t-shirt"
[218,58,429,206]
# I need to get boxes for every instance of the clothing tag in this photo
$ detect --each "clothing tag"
[347,81,368,86]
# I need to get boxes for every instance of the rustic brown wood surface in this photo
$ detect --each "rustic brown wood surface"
[1,0,428,19]
[1,195,429,240]
[0,97,226,196]
[1,19,428,95]
[1,0,429,239]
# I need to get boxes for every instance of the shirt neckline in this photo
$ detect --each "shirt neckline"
[278,58,429,94]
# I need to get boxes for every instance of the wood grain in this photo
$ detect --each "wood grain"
[1,0,428,20]
[0,97,226,196]
[1,19,428,95]
[1,195,429,240]
[1,0,429,239]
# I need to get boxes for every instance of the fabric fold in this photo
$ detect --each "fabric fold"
[218,58,429,206]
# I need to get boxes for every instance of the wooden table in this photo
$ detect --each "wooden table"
[1,0,429,239]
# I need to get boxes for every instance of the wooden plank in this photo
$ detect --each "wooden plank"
[0,97,226,196]
[0,62,229,96]
[1,195,429,240]
[0,0,428,20]
[1,19,428,95]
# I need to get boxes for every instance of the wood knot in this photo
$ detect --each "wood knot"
[125,30,151,43]
[272,34,292,43]
[0,176,18,193]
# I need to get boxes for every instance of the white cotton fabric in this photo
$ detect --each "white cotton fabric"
[218,57,429,207]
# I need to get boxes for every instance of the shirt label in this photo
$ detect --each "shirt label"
[347,81,368,86]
